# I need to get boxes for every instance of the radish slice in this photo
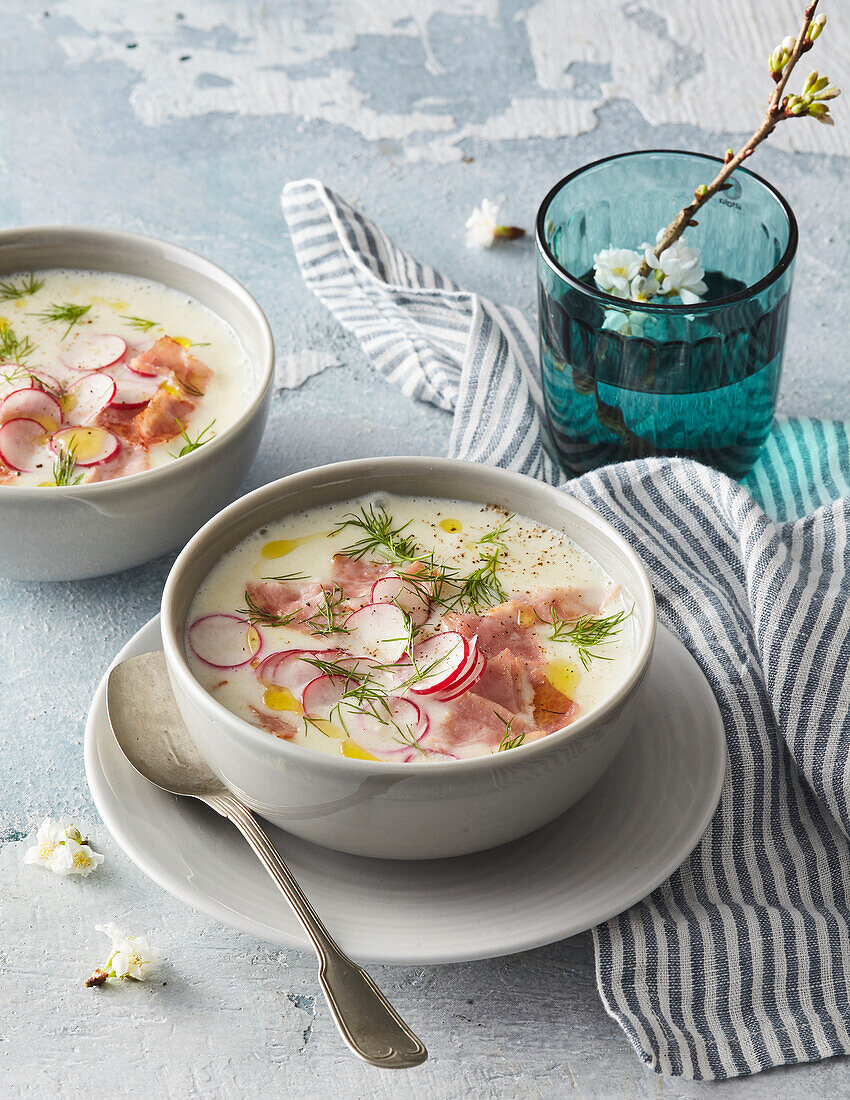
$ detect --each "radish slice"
[302,674,348,714]
[370,573,431,626]
[50,426,119,467]
[188,614,262,669]
[0,417,50,472]
[436,649,487,701]
[109,367,161,409]
[65,372,116,424]
[66,334,127,372]
[0,388,62,431]
[342,696,429,760]
[343,602,411,664]
[408,632,472,696]
[257,649,339,698]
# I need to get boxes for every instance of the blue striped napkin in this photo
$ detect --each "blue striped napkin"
[282,179,850,1081]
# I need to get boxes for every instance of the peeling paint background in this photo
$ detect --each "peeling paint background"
[1,1,848,1096]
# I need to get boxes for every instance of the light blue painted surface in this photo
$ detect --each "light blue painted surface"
[1,3,847,1096]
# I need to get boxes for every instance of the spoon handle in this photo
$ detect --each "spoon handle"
[204,791,427,1070]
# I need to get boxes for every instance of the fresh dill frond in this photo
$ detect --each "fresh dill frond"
[51,443,83,487]
[168,419,216,458]
[0,274,44,301]
[262,571,309,584]
[120,314,158,332]
[0,364,31,386]
[31,302,91,338]
[333,504,420,563]
[476,514,514,550]
[176,376,203,397]
[0,325,35,363]
[541,606,633,670]
[238,591,300,629]
[495,714,526,752]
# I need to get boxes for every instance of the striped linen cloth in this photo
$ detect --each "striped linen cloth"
[282,179,850,1080]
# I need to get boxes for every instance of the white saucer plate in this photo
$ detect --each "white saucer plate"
[85,616,726,965]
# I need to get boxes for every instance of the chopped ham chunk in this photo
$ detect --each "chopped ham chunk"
[443,601,542,661]
[428,692,538,755]
[135,388,196,445]
[530,672,579,732]
[472,650,534,713]
[331,554,387,599]
[130,336,213,394]
[249,706,297,740]
[85,441,150,482]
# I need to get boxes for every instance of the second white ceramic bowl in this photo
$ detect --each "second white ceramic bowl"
[161,458,656,860]
[0,226,274,581]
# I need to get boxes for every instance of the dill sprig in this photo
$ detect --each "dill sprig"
[120,314,158,332]
[0,274,44,301]
[332,504,420,563]
[31,302,91,338]
[262,570,309,584]
[496,714,526,753]
[0,325,35,363]
[176,376,203,397]
[540,606,633,670]
[239,583,350,637]
[51,443,83,487]
[168,420,216,458]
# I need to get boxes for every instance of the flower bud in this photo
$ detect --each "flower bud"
[694,184,708,199]
[808,102,835,125]
[769,44,791,75]
[807,14,826,42]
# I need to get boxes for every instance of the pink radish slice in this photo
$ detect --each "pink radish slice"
[109,367,162,409]
[435,650,487,701]
[67,334,127,372]
[66,372,116,424]
[0,417,50,472]
[50,426,119,467]
[343,697,429,760]
[0,387,62,431]
[370,574,431,626]
[302,674,348,715]
[257,649,339,697]
[419,747,459,762]
[188,614,262,669]
[408,632,471,696]
[343,602,411,664]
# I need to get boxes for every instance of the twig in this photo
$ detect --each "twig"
[638,2,828,278]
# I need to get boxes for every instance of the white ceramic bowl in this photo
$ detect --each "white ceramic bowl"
[0,226,274,581]
[161,458,656,860]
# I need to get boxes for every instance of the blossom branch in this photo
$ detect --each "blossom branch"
[637,1,837,280]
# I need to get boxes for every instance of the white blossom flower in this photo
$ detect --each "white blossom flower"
[91,922,162,983]
[592,247,643,299]
[602,308,651,337]
[464,200,524,249]
[51,837,105,877]
[22,818,67,869]
[644,233,707,305]
[22,819,104,876]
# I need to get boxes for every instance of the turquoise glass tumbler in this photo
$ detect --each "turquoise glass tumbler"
[536,150,797,478]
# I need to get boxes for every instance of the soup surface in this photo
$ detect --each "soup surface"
[0,268,251,486]
[186,494,637,763]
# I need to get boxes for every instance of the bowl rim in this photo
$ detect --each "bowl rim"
[161,456,658,775]
[535,148,799,313]
[0,224,274,497]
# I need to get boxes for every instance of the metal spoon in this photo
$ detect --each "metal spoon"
[105,650,427,1070]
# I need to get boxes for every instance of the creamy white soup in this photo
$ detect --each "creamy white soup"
[0,269,251,486]
[186,494,637,763]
